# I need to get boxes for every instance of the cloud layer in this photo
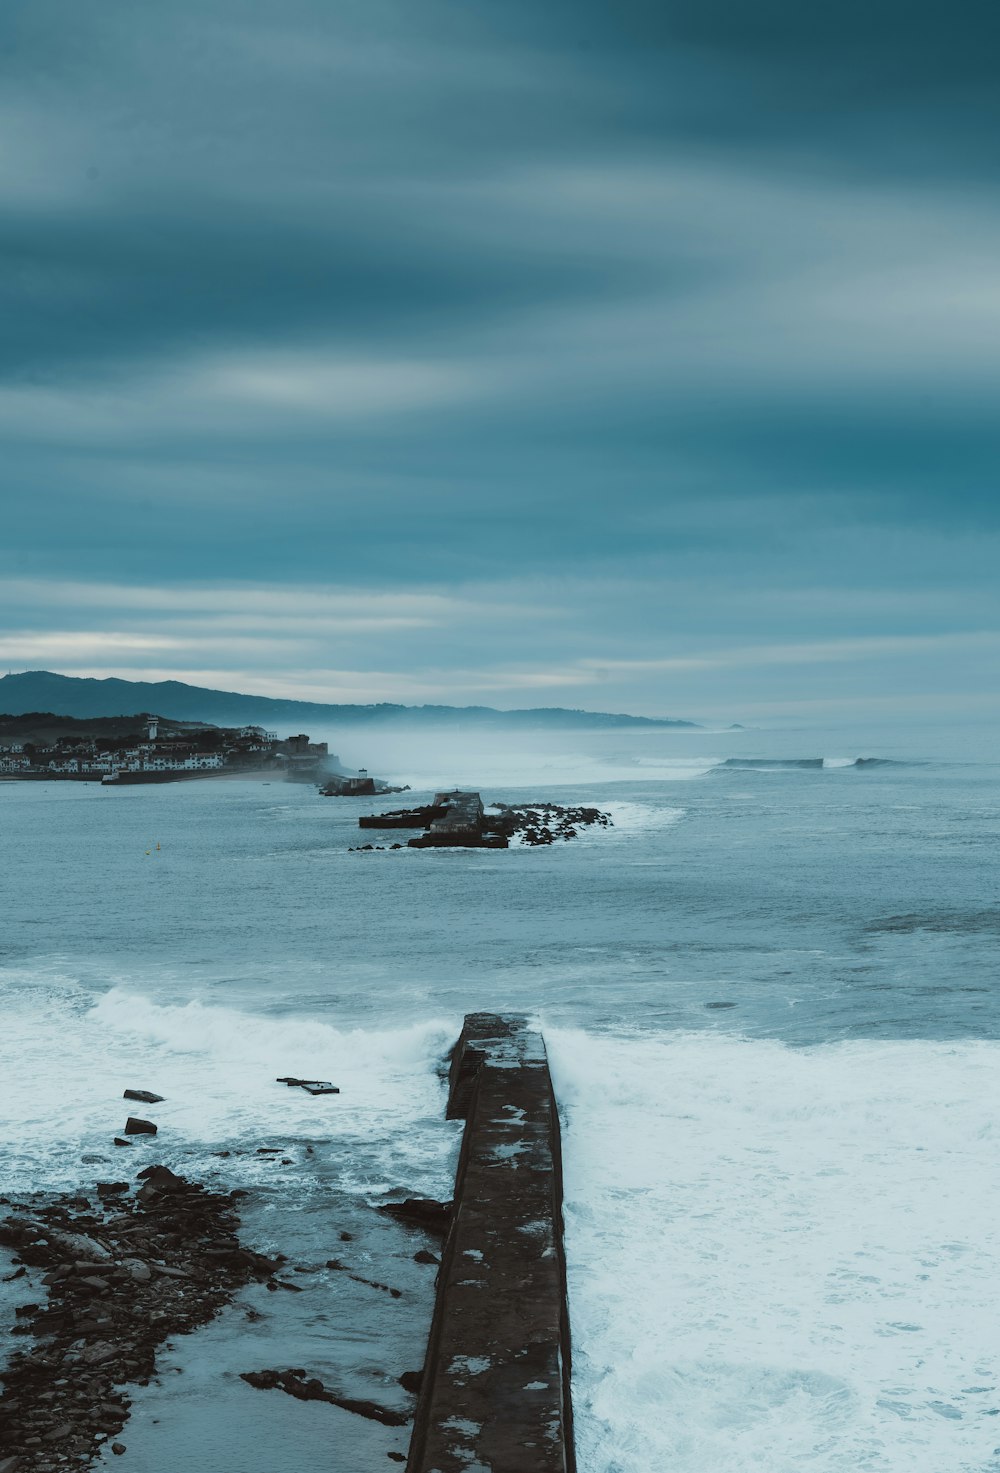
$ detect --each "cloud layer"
[2,2,997,717]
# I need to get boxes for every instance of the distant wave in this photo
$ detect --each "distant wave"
[720,757,908,772]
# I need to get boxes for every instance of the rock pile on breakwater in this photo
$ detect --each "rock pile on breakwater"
[488,802,612,846]
[0,1167,282,1469]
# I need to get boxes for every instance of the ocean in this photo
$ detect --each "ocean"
[2,720,998,1471]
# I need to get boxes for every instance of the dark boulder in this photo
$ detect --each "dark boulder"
[123,1089,164,1104]
[123,1117,157,1136]
[135,1165,186,1193]
[378,1198,452,1235]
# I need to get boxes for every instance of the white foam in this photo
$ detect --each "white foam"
[600,802,686,837]
[1,976,459,1195]
[546,1028,1000,1473]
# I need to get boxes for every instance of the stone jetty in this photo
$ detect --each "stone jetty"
[406,1013,575,1473]
[357,793,612,849]
[359,792,508,848]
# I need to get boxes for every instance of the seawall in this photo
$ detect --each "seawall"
[406,1012,575,1473]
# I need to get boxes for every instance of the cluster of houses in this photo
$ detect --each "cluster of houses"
[0,717,331,782]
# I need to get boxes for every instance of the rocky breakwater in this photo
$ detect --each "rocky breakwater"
[487,802,611,847]
[356,795,612,850]
[0,1166,281,1469]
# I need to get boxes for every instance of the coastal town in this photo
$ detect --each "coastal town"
[0,713,333,784]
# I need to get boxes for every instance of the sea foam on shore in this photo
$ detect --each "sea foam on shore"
[547,1028,1000,1473]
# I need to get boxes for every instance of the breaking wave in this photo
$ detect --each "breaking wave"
[720,757,908,772]
[0,978,460,1195]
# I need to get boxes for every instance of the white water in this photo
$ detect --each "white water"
[1,977,460,1199]
[547,1028,1000,1473]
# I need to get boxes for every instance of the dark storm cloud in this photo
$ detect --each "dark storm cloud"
[1,0,998,712]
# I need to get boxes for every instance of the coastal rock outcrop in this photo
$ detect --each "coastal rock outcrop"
[0,1169,280,1469]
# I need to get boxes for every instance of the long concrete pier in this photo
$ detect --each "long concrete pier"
[406,1013,575,1473]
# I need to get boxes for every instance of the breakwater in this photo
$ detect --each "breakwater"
[407,1013,575,1473]
[357,793,612,848]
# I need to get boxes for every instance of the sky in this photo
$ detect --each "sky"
[1,0,998,722]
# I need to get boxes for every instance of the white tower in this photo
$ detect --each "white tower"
[147,716,159,740]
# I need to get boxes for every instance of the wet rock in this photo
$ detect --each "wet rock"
[399,1370,423,1393]
[275,1078,339,1094]
[378,1198,452,1236]
[240,1369,408,1427]
[349,1275,401,1298]
[113,1139,132,1148]
[111,1444,126,1456]
[135,1165,186,1194]
[123,1090,164,1104]
[413,1249,440,1265]
[123,1118,157,1137]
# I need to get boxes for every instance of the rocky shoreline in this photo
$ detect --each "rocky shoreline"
[0,1166,282,1470]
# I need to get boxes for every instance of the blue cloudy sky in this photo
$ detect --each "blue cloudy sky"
[2,0,998,721]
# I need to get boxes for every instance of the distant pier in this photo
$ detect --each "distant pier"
[406,1013,575,1473]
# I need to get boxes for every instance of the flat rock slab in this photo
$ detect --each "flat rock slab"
[406,1013,574,1473]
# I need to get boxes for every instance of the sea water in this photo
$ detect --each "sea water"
[1,720,998,1470]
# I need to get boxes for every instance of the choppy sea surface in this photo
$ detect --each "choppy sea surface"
[2,719,998,1471]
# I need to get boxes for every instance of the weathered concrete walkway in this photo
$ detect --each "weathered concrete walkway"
[407,1013,575,1473]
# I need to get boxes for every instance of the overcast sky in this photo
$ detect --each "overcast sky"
[2,0,998,721]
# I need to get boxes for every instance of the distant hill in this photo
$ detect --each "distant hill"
[0,671,698,731]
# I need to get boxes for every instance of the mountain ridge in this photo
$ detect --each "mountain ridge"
[0,671,699,731]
